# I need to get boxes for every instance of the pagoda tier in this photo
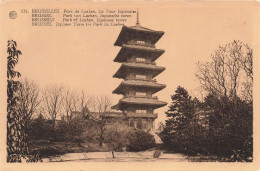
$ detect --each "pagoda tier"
[112,97,167,110]
[114,44,165,63]
[114,25,164,47]
[112,80,166,94]
[113,62,165,79]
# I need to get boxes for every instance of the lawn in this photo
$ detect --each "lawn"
[28,139,115,158]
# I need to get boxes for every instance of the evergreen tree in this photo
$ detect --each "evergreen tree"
[164,86,194,132]
[161,86,195,152]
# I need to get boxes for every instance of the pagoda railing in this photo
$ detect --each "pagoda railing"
[125,78,157,82]
[123,95,159,99]
[127,40,155,48]
[126,60,157,66]
[126,113,158,118]
[124,79,167,88]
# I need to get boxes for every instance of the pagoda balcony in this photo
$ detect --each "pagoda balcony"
[112,80,166,94]
[113,62,165,79]
[127,59,157,66]
[126,112,158,119]
[113,45,165,63]
[111,97,167,110]
[126,60,157,66]
[127,40,155,48]
[125,78,158,83]
[124,95,159,100]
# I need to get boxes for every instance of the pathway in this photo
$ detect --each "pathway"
[43,151,188,162]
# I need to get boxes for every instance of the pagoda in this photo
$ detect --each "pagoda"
[112,11,167,131]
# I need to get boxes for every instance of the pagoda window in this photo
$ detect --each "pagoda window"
[135,74,146,80]
[136,57,146,63]
[136,110,146,114]
[136,92,147,97]
[136,40,145,45]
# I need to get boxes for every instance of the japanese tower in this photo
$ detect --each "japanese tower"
[112,11,167,131]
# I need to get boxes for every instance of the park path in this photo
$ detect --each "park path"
[44,151,188,162]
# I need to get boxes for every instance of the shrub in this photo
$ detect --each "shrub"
[126,130,155,152]
[104,119,133,151]
[30,146,65,158]
[28,114,52,140]
[54,121,68,142]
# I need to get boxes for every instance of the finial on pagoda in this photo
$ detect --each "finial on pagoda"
[136,8,140,26]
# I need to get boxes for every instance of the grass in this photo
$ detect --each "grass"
[28,140,116,158]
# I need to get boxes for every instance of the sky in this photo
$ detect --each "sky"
[1,1,259,126]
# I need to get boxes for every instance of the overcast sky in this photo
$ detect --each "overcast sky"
[1,1,258,125]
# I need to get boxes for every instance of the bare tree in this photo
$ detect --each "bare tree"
[239,44,253,102]
[240,44,253,80]
[196,40,253,101]
[196,41,253,161]
[61,88,92,140]
[17,79,41,136]
[62,88,78,122]
[61,88,93,121]
[87,96,112,147]
[42,85,63,137]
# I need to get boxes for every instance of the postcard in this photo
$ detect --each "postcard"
[0,1,260,170]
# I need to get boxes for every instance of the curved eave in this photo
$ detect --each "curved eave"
[114,26,164,46]
[112,81,166,94]
[113,63,165,79]
[112,97,167,110]
[114,45,165,63]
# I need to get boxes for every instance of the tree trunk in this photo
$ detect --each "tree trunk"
[99,127,103,147]
[99,138,103,147]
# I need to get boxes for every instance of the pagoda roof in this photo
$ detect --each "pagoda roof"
[113,62,165,79]
[113,80,166,94]
[114,44,165,63]
[111,97,167,110]
[114,25,164,46]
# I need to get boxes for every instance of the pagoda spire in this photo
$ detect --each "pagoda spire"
[136,8,140,26]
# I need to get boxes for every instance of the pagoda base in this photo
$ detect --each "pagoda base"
[127,116,155,131]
